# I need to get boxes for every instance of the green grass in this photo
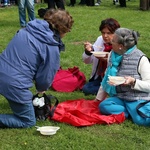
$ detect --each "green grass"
[0,1,150,150]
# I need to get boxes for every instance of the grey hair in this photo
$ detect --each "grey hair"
[115,28,140,49]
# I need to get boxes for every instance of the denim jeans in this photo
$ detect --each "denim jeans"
[0,100,36,128]
[18,0,35,27]
[82,77,102,95]
[3,0,10,5]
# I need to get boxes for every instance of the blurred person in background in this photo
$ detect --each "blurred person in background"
[47,0,65,9]
[18,0,35,27]
[38,0,65,18]
[95,0,101,6]
[119,0,126,7]
[68,0,76,6]
[1,0,10,7]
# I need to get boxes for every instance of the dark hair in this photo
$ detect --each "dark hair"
[99,18,120,33]
[44,9,74,34]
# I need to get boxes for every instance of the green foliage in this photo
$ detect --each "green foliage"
[0,1,150,150]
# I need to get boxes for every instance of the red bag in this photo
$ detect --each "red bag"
[50,99,125,127]
[68,66,86,90]
[52,66,86,92]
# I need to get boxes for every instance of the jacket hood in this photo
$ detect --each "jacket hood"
[26,19,65,51]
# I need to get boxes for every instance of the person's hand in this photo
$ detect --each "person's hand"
[37,91,45,94]
[108,76,136,86]
[37,91,45,97]
[94,98,102,102]
[84,42,93,52]
[124,76,136,86]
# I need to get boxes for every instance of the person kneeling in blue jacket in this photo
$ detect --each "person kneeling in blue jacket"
[0,9,74,128]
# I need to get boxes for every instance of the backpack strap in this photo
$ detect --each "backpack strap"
[43,93,59,119]
[136,100,150,118]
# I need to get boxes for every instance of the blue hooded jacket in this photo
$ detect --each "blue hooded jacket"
[0,19,63,104]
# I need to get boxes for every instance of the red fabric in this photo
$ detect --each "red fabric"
[103,43,112,52]
[52,67,86,92]
[50,99,125,127]
[97,43,112,77]
[68,66,86,90]
[52,69,78,92]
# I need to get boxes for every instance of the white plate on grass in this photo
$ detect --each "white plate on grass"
[36,126,60,135]
[91,51,109,57]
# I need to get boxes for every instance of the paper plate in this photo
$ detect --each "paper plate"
[91,51,109,57]
[40,129,57,136]
[36,126,60,136]
[108,76,125,85]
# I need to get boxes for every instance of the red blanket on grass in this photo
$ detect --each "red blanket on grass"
[50,99,125,127]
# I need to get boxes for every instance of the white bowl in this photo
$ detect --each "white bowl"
[91,51,109,57]
[36,126,60,135]
[40,129,57,135]
[108,76,125,85]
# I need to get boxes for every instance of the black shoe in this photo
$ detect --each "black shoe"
[2,4,8,7]
[78,2,85,5]
[120,5,126,7]
[113,0,115,5]
[68,3,74,6]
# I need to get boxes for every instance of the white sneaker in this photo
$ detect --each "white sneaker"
[95,2,100,6]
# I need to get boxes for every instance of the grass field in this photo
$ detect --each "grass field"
[0,1,150,150]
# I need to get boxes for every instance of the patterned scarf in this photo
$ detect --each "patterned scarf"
[101,46,136,96]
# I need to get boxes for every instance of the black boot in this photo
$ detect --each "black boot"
[79,0,86,5]
[119,0,126,7]
[68,0,75,6]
